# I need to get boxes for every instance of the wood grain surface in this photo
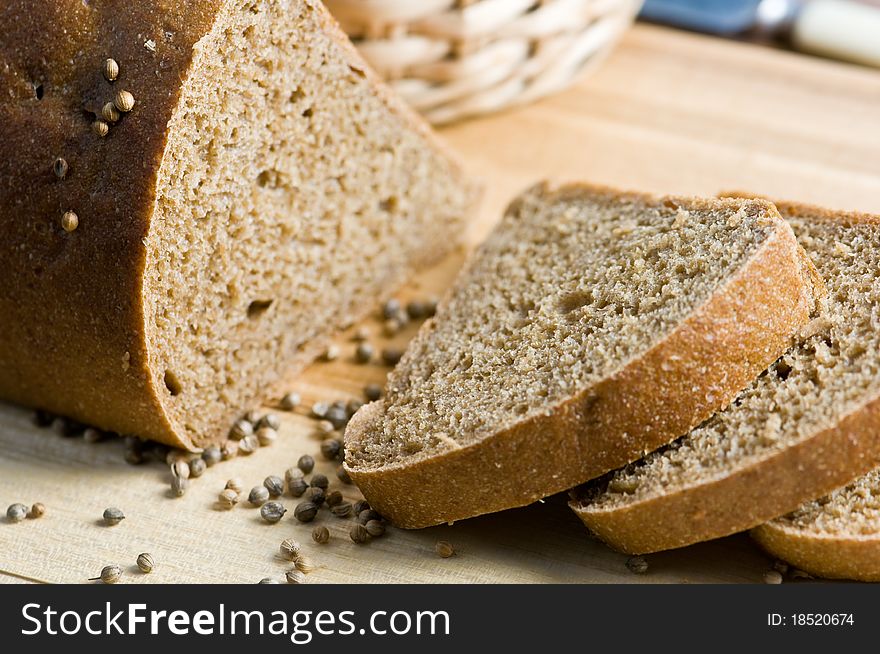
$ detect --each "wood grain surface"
[2,24,879,584]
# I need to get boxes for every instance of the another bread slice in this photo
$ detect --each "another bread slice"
[573,200,880,554]
[0,0,477,449]
[752,469,880,581]
[344,182,821,528]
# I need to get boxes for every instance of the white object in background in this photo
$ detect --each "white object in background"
[792,0,880,67]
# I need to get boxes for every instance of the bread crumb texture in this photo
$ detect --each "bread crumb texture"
[581,209,880,512]
[347,184,778,470]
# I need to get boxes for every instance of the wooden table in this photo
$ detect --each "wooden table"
[3,25,880,584]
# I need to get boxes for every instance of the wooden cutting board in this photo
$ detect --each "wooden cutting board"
[3,25,880,585]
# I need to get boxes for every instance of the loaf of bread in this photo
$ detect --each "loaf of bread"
[752,468,880,581]
[344,182,821,528]
[573,200,880,554]
[0,1,478,450]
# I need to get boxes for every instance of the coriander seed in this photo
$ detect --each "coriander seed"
[383,318,402,337]
[259,577,279,584]
[381,347,403,366]
[435,541,455,558]
[221,440,238,460]
[229,418,253,440]
[294,501,318,523]
[260,501,286,524]
[310,473,329,490]
[94,564,122,584]
[312,526,330,544]
[336,466,353,485]
[280,392,301,411]
[297,454,315,474]
[238,434,259,454]
[6,503,27,523]
[136,553,154,573]
[763,570,783,585]
[264,475,284,498]
[354,342,373,364]
[114,89,135,113]
[28,503,46,519]
[103,58,119,82]
[625,556,648,575]
[226,478,244,493]
[280,538,301,560]
[249,485,270,506]
[53,157,68,179]
[170,474,188,497]
[61,210,79,232]
[83,427,106,443]
[406,300,429,320]
[294,556,316,574]
[322,344,339,361]
[202,445,221,466]
[286,569,306,584]
[382,298,401,320]
[311,402,329,418]
[304,487,325,506]
[325,405,349,430]
[350,524,369,544]
[352,326,369,342]
[315,419,334,436]
[320,439,341,461]
[171,459,190,479]
[353,500,371,515]
[285,466,304,484]
[346,399,363,417]
[364,384,382,402]
[331,502,352,518]
[189,457,206,478]
[92,119,109,137]
[243,409,260,424]
[358,509,381,525]
[365,520,385,537]
[288,478,309,498]
[103,507,125,526]
[325,490,343,507]
[256,426,277,446]
[218,488,239,509]
[102,101,120,123]
[257,413,281,431]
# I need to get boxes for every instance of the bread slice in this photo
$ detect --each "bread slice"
[344,182,821,528]
[0,0,478,449]
[752,469,880,581]
[572,200,880,554]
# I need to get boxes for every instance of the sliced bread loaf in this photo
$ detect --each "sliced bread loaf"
[572,201,880,554]
[343,182,821,528]
[752,469,880,581]
[0,0,477,449]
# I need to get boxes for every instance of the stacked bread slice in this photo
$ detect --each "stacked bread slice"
[345,183,820,528]
[572,201,880,571]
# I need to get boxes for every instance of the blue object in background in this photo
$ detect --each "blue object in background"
[640,0,766,35]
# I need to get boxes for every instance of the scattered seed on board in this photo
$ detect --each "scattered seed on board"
[243,409,260,424]
[53,157,68,179]
[331,502,352,518]
[170,475,188,497]
[322,345,339,361]
[382,299,401,320]
[336,466,352,485]
[249,486,270,506]
[294,501,318,523]
[625,556,648,575]
[346,399,363,417]
[239,434,259,454]
[304,487,325,506]
[310,473,329,490]
[259,577,279,584]
[189,457,207,478]
[381,347,403,366]
[294,556,316,574]
[256,427,277,447]
[435,541,455,558]
[383,318,402,337]
[289,478,309,498]
[353,500,371,515]
[298,454,315,474]
[280,392,301,411]
[218,489,239,509]
[352,326,369,342]
[364,384,382,402]
[354,342,373,364]
[763,570,783,585]
[113,89,135,112]
[358,509,381,525]
[320,439,342,461]
[350,524,370,544]
[325,490,343,507]
[264,475,284,498]
[312,526,330,544]
[102,101,120,123]
[92,120,109,137]
[365,520,385,537]
[93,564,122,584]
[6,504,27,523]
[286,569,307,584]
[406,300,429,320]
[257,412,280,431]
[261,501,287,524]
[123,438,144,464]
[171,459,190,479]
[61,210,79,232]
[201,445,221,467]
[226,478,244,493]
[103,507,125,526]
[311,402,329,419]
[136,553,154,573]
[229,419,253,441]
[103,57,119,82]
[28,503,46,519]
[280,538,302,561]
[221,440,238,460]
[325,405,348,430]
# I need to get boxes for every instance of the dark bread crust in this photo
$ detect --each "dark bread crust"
[345,183,822,529]
[0,0,475,449]
[572,199,880,555]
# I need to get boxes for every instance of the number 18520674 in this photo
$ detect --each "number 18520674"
[768,613,854,627]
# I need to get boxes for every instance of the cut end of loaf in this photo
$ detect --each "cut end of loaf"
[141,0,475,448]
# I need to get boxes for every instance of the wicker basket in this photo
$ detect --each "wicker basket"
[326,0,643,124]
